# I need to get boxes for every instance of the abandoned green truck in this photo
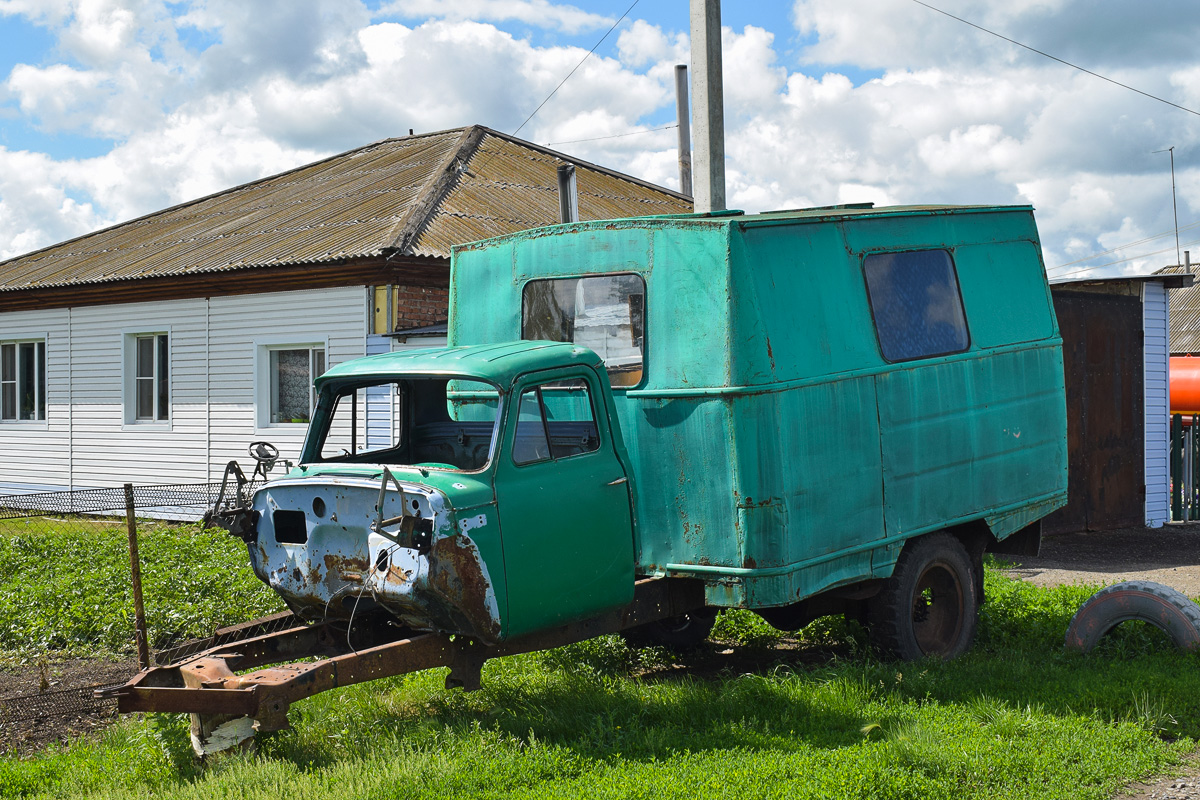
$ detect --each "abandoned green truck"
[116,204,1068,751]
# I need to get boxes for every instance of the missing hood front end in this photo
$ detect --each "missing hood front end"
[237,473,503,644]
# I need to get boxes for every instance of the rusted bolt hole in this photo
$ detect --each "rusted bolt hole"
[312,497,326,517]
[375,551,389,572]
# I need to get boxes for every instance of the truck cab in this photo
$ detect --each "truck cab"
[241,342,636,644]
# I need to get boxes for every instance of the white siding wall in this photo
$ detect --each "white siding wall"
[364,334,392,450]
[0,286,367,491]
[1144,281,1170,527]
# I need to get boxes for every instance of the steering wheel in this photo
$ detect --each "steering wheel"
[248,441,279,464]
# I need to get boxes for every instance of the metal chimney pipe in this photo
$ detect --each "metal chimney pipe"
[689,0,725,213]
[674,64,693,197]
[557,164,579,223]
[1187,250,1192,275]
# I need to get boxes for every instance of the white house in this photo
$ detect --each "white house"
[0,125,691,492]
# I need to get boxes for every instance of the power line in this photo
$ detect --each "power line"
[510,0,641,139]
[908,0,1200,117]
[1047,220,1200,272]
[1046,219,1200,275]
[547,124,679,146]
[1050,237,1200,280]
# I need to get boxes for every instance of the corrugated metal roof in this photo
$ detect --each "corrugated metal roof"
[1159,265,1200,353]
[0,126,691,293]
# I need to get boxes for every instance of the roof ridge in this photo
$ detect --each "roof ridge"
[470,126,691,203]
[384,126,486,255]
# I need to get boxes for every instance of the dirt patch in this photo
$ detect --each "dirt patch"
[998,522,1200,597]
[0,656,139,754]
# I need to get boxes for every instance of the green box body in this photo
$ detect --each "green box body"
[450,205,1068,609]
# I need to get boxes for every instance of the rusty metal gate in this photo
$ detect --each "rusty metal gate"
[1045,290,1145,533]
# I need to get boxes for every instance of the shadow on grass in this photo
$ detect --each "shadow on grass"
[247,568,1200,773]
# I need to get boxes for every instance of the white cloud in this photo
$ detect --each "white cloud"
[0,0,1198,285]
[377,0,610,34]
[0,148,107,259]
[616,19,685,69]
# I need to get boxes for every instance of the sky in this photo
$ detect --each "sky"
[0,0,1197,282]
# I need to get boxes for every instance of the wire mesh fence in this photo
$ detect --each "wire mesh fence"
[0,477,283,728]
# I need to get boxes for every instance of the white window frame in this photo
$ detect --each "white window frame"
[123,331,171,427]
[255,340,328,429]
[0,336,47,425]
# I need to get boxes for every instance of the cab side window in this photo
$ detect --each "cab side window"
[863,249,969,362]
[513,378,600,465]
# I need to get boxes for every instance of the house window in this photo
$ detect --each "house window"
[863,249,970,362]
[132,334,169,421]
[0,339,46,422]
[521,274,646,388]
[269,347,325,424]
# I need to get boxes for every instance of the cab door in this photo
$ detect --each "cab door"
[493,369,635,638]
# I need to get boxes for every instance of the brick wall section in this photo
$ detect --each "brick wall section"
[394,284,449,328]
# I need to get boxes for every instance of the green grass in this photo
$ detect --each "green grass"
[0,518,284,655]
[0,528,1195,798]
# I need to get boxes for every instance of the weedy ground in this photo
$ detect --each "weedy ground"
[0,525,1195,799]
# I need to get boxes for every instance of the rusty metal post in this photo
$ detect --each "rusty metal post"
[124,484,150,670]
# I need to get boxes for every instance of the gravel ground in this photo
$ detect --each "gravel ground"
[998,523,1200,597]
[998,523,1200,800]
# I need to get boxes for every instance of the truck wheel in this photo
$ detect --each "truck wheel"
[868,533,978,661]
[622,608,717,650]
[1064,581,1200,653]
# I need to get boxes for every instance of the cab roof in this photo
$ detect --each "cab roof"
[316,341,602,390]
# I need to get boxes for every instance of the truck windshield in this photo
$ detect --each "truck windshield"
[305,378,501,471]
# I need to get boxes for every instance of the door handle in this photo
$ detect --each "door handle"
[606,477,628,486]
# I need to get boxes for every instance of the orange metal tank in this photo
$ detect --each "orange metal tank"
[1171,356,1200,416]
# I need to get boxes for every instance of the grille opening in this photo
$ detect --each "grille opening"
[273,509,309,544]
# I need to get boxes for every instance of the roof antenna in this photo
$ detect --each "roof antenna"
[1153,146,1181,269]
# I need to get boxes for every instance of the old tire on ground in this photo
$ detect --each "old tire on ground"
[868,533,979,661]
[622,608,717,650]
[1064,580,1200,653]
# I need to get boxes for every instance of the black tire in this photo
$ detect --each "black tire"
[622,608,717,650]
[868,533,979,661]
[1064,580,1200,653]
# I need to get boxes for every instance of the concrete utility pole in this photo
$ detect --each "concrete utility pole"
[674,64,693,197]
[689,0,725,213]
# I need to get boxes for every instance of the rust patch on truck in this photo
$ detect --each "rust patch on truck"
[323,553,368,575]
[426,534,502,644]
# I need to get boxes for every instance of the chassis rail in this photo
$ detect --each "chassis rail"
[103,578,704,751]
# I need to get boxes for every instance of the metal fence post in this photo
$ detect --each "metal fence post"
[1193,417,1200,521]
[124,483,150,670]
[1173,414,1183,521]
